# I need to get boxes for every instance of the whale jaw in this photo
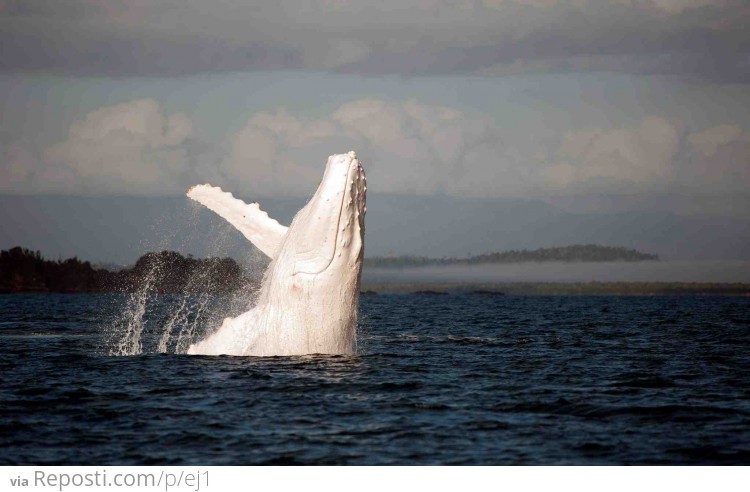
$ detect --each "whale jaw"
[186,152,366,356]
[285,151,365,277]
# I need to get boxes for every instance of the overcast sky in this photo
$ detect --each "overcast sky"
[1,0,749,263]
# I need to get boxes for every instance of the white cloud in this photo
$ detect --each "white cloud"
[685,124,750,189]
[43,99,194,194]
[546,117,680,190]
[219,101,693,198]
[4,97,748,198]
[0,142,80,194]
[687,124,744,156]
[219,98,525,197]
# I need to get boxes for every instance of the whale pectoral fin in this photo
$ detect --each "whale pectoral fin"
[187,184,288,259]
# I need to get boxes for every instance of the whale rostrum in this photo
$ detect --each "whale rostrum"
[186,151,366,356]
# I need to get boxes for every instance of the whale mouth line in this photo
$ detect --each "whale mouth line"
[294,172,347,276]
[292,156,359,276]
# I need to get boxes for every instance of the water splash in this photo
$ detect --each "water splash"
[108,151,364,357]
[106,204,264,356]
[108,267,154,356]
[158,267,219,353]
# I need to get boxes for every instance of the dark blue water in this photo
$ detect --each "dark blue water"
[1,294,749,465]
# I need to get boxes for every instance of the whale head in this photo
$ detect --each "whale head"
[246,151,365,353]
[278,151,366,280]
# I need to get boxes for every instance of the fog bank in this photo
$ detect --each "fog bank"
[363,261,750,284]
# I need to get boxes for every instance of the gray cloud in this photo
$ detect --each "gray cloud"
[218,101,750,198]
[1,99,198,194]
[0,0,748,80]
[219,99,514,197]
[683,123,750,191]
[4,96,748,198]
[545,116,681,191]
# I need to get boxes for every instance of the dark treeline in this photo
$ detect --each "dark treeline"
[364,244,659,269]
[0,247,248,294]
[3,246,748,296]
[1,244,659,294]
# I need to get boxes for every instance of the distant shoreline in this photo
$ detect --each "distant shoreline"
[363,244,658,268]
[3,281,750,297]
[3,246,748,296]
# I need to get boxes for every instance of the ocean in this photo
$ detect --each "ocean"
[1,293,749,465]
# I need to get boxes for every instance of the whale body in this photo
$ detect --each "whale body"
[186,151,366,356]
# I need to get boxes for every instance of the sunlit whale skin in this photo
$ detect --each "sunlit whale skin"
[186,151,366,356]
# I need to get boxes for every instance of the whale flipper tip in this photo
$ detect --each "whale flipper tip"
[186,183,213,196]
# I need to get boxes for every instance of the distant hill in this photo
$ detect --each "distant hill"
[363,244,658,269]
[0,247,248,294]
[3,246,748,296]
[1,244,658,294]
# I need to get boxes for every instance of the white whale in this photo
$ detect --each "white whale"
[186,151,366,356]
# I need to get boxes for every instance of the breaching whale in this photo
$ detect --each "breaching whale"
[186,151,366,356]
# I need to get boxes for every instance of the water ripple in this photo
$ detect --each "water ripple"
[0,294,749,464]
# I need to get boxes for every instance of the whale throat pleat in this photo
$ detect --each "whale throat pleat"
[186,184,288,259]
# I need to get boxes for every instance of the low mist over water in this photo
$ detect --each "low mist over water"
[364,261,750,284]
